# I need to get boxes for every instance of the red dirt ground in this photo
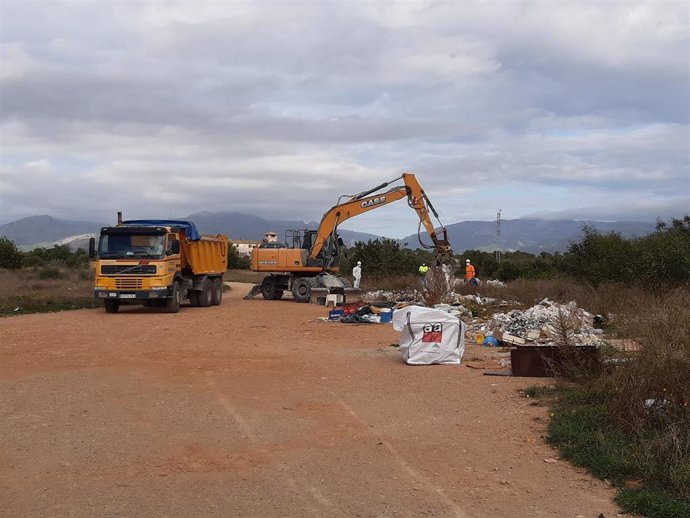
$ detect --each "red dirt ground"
[0,283,624,517]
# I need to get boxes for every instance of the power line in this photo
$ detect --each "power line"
[495,209,502,263]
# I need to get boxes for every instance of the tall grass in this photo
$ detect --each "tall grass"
[0,267,97,315]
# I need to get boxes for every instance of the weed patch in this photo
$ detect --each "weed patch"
[532,383,690,517]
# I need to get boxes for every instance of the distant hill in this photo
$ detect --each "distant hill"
[401,219,658,254]
[1,213,659,254]
[0,216,105,245]
[1,212,381,249]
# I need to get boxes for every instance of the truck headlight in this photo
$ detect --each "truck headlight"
[151,286,168,290]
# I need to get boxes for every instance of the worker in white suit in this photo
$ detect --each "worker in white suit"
[352,261,362,289]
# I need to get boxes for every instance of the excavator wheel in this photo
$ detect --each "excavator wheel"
[291,278,312,303]
[261,277,283,300]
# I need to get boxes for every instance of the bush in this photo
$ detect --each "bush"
[342,238,421,277]
[228,244,251,269]
[0,237,23,269]
[38,267,65,280]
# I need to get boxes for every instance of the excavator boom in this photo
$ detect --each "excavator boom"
[309,173,453,264]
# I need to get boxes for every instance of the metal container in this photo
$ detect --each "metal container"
[510,345,600,377]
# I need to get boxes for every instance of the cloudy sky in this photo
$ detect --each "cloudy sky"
[1,0,688,237]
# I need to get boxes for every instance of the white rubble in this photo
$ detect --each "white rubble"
[488,297,604,347]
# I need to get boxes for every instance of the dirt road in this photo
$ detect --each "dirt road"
[1,283,621,517]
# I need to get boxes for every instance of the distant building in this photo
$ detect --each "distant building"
[264,231,278,243]
[232,239,262,257]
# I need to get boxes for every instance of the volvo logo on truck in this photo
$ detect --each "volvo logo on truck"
[361,196,386,208]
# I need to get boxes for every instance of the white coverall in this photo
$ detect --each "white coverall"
[352,264,362,289]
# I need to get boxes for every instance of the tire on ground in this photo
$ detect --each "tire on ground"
[166,281,182,313]
[211,277,223,306]
[261,277,282,300]
[104,299,120,313]
[197,281,212,307]
[292,278,311,303]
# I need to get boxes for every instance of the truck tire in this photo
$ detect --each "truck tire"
[104,299,120,313]
[166,281,182,313]
[292,278,311,303]
[260,277,282,300]
[211,277,223,306]
[197,282,212,307]
[189,290,200,307]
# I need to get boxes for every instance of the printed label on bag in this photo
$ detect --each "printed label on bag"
[422,323,443,343]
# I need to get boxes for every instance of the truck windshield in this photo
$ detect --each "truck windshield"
[98,234,166,259]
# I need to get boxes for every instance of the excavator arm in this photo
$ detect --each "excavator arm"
[310,173,453,264]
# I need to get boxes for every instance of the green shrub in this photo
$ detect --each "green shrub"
[0,237,23,269]
[38,267,64,280]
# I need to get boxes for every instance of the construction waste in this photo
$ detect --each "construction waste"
[320,288,606,373]
[477,297,605,347]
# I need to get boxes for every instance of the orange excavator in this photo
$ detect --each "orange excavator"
[245,172,453,302]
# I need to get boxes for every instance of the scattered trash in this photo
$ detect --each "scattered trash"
[543,458,558,464]
[643,399,670,409]
[482,336,500,347]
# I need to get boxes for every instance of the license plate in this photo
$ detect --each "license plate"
[120,294,136,299]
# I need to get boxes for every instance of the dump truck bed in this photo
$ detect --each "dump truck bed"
[181,235,228,275]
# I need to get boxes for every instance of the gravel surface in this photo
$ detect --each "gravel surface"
[0,283,623,517]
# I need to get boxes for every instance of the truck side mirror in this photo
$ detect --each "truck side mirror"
[88,237,96,258]
[170,240,180,255]
[338,237,344,247]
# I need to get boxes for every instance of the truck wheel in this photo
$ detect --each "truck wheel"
[104,300,120,313]
[211,277,223,306]
[292,278,311,303]
[166,281,182,313]
[260,277,281,300]
[197,282,212,307]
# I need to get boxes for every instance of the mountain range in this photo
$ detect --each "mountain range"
[1,213,658,254]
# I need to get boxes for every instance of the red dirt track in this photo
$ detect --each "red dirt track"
[1,283,622,517]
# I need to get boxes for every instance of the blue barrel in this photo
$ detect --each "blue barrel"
[380,308,393,323]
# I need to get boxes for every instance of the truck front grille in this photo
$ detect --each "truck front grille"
[115,278,143,290]
[102,265,156,275]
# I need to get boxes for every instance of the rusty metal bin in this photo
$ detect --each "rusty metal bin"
[510,345,600,377]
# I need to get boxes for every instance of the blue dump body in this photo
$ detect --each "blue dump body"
[122,220,201,241]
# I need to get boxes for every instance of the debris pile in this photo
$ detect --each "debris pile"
[362,289,421,303]
[486,298,604,347]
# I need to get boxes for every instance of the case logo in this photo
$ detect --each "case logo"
[361,196,386,208]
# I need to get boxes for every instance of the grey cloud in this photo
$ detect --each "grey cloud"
[0,0,688,231]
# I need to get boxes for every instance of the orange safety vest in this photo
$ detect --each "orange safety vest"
[465,264,475,279]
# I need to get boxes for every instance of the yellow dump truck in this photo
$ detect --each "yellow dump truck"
[89,214,228,313]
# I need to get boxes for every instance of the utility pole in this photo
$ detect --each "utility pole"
[495,209,502,263]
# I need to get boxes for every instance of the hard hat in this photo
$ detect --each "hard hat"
[466,259,471,263]
[357,261,361,265]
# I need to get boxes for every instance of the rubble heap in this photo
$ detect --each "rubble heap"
[488,298,604,347]
[362,289,421,303]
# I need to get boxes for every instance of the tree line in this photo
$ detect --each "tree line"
[342,216,690,286]
[2,216,688,286]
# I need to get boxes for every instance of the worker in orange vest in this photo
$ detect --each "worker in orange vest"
[465,259,476,285]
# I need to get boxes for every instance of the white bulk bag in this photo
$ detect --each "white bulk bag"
[392,305,466,365]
